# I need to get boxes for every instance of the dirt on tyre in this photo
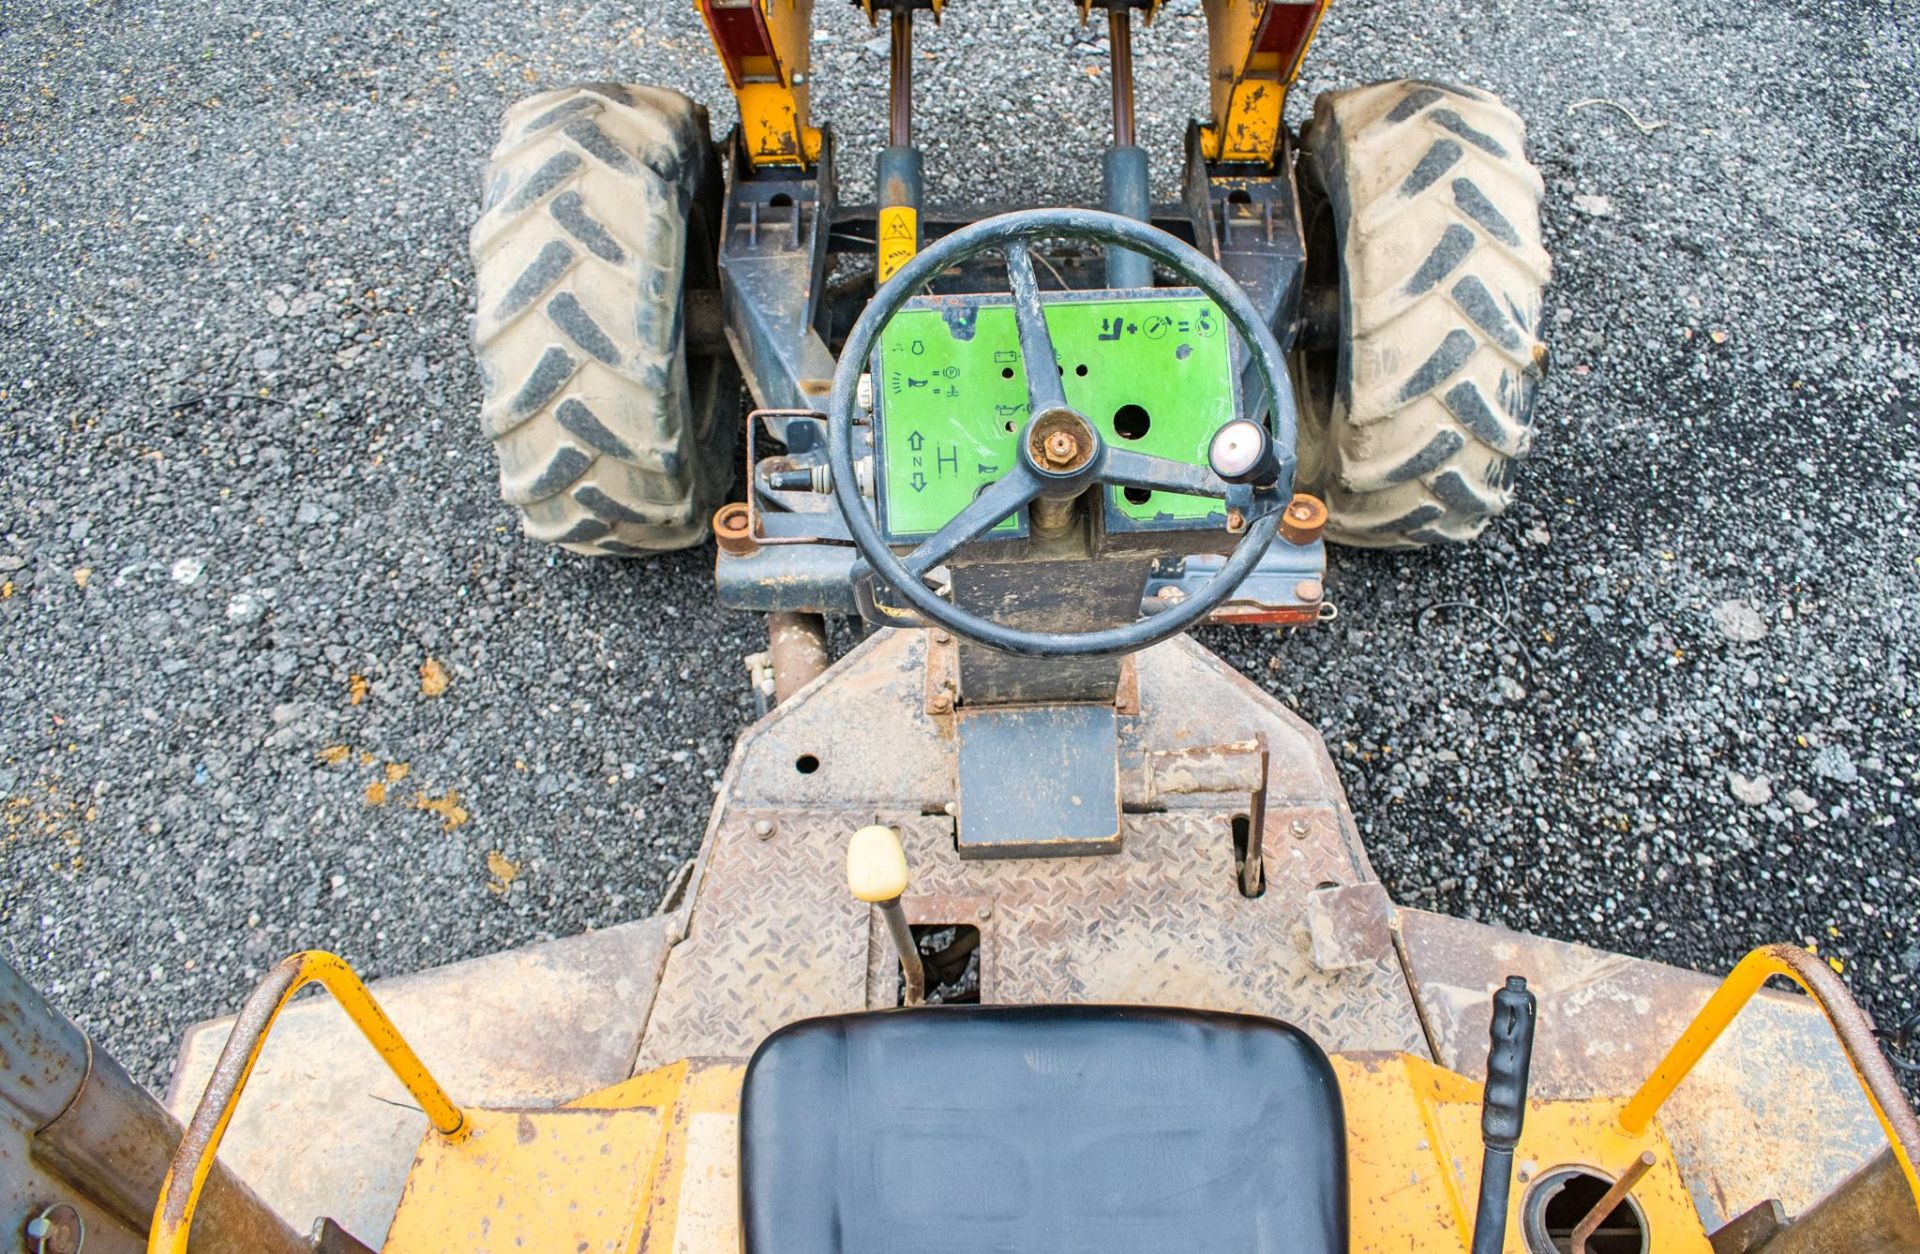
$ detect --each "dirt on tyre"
[1295,80,1552,548]
[471,84,738,555]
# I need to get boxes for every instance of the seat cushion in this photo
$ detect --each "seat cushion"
[739,1005,1347,1253]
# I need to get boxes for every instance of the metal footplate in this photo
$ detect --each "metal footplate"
[954,703,1121,858]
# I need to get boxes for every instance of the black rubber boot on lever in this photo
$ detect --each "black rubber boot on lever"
[1470,975,1538,1254]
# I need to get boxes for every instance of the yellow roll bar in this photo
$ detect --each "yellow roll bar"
[148,951,466,1254]
[1618,943,1920,1221]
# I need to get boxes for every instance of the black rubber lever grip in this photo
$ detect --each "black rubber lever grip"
[1469,975,1538,1254]
[1482,974,1537,1147]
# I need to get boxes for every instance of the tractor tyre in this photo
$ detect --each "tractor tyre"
[470,84,737,555]
[1295,80,1552,548]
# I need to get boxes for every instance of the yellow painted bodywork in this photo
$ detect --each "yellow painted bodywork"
[604,1060,745,1252]
[697,0,822,168]
[380,1059,745,1254]
[1335,1053,1709,1252]
[384,1107,666,1254]
[1200,0,1330,164]
[376,1052,1718,1251]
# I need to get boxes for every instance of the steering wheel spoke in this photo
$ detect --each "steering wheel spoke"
[901,467,1044,579]
[1002,241,1070,416]
[1100,447,1232,500]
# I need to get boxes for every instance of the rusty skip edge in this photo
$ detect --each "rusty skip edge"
[2,954,307,1253]
[1617,942,1920,1219]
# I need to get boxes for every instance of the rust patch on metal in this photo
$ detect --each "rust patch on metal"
[923,631,958,717]
[1113,655,1140,713]
[1280,493,1328,545]
[865,893,997,1006]
[1305,882,1394,973]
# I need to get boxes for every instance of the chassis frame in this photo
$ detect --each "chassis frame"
[709,119,1317,618]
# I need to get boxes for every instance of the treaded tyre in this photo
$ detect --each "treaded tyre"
[471,84,737,555]
[1296,80,1552,548]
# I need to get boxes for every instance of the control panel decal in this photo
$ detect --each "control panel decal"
[874,290,1238,540]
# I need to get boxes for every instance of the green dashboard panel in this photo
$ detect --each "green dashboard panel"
[874,290,1237,540]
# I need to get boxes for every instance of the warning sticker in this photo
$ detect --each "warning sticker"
[877,205,918,282]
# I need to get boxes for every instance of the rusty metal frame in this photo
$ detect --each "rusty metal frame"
[1617,943,1920,1222]
[148,952,467,1254]
[745,407,842,546]
[1133,735,1269,895]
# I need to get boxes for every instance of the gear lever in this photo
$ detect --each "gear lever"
[1470,975,1538,1254]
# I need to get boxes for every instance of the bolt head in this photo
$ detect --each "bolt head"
[932,630,951,645]
[1290,818,1311,839]
[752,818,776,840]
[24,1205,82,1254]
[1294,579,1323,602]
[978,905,992,920]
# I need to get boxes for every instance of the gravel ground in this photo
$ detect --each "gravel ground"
[1,0,1916,1097]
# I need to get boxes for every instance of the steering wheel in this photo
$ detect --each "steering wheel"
[827,208,1297,658]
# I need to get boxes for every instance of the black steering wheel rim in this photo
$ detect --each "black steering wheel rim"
[827,208,1297,658]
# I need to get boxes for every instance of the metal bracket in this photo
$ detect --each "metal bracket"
[1127,735,1269,894]
[720,134,838,410]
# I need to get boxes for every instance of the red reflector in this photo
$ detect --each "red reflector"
[698,0,778,86]
[1251,1,1324,77]
[1209,605,1322,627]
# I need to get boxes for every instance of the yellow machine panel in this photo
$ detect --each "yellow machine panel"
[1335,1054,1709,1252]
[384,1107,666,1254]
[373,1053,1723,1253]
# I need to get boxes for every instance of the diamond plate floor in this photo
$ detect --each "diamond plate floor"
[637,630,1429,1068]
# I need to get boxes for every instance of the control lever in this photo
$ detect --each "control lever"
[1469,975,1538,1254]
[846,824,926,1006]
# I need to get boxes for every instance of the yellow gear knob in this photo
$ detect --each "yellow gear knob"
[846,824,910,903]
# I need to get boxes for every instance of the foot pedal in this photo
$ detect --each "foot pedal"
[954,703,1120,858]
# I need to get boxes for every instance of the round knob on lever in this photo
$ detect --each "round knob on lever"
[847,824,911,903]
[1207,418,1281,487]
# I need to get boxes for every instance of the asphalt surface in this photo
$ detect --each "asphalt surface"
[2,0,1916,1098]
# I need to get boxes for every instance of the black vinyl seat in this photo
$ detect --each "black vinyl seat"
[738,1005,1347,1253]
